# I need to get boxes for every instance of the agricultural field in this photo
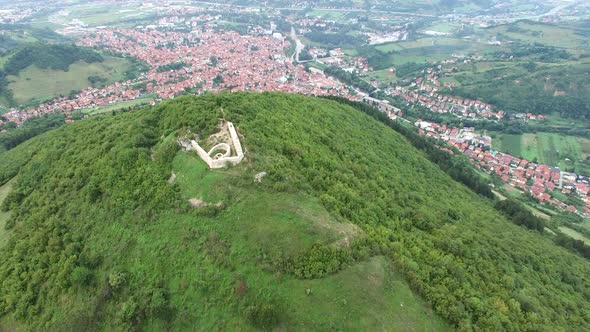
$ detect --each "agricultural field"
[491,132,590,175]
[65,3,155,27]
[481,21,588,53]
[369,36,501,68]
[6,56,134,106]
[375,37,467,53]
[306,10,350,23]
[32,2,156,29]
[421,22,461,34]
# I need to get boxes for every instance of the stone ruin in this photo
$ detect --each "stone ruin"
[190,121,244,169]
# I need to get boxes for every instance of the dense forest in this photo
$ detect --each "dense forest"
[0,113,66,150]
[322,96,494,199]
[304,31,366,48]
[0,93,589,330]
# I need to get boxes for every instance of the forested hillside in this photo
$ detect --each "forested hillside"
[0,44,104,105]
[0,93,589,330]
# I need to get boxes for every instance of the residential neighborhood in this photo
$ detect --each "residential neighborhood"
[415,120,590,218]
[3,26,361,125]
[0,3,587,221]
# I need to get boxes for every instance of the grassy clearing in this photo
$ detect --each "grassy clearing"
[544,112,590,130]
[579,137,590,159]
[83,97,153,115]
[307,61,328,70]
[365,69,398,84]
[113,150,450,330]
[282,256,447,331]
[558,227,590,245]
[7,56,134,106]
[526,205,552,220]
[0,55,9,67]
[342,48,359,56]
[0,177,15,248]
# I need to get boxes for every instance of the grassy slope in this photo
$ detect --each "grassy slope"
[559,226,590,245]
[0,93,589,330]
[0,93,451,330]
[0,177,15,248]
[484,21,587,52]
[7,56,133,106]
[108,152,447,331]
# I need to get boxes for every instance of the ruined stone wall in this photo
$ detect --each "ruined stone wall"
[191,121,244,169]
[228,122,244,157]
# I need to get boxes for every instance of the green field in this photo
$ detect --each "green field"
[483,21,588,52]
[492,132,590,174]
[371,36,500,68]
[7,56,134,106]
[0,177,15,248]
[423,22,461,33]
[66,3,155,27]
[492,133,524,157]
[375,37,467,53]
[82,96,154,115]
[559,227,590,245]
[306,10,350,22]
[365,69,398,84]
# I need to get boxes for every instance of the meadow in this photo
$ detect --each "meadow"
[482,21,587,53]
[365,69,398,84]
[492,132,590,174]
[7,56,134,106]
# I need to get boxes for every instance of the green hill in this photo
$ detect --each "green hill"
[0,93,589,330]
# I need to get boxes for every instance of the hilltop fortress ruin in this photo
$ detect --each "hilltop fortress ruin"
[191,121,244,169]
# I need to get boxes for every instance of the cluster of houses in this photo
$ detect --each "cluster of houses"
[4,26,362,125]
[383,60,546,122]
[415,120,590,217]
[0,7,33,24]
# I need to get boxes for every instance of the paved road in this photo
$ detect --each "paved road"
[290,26,305,63]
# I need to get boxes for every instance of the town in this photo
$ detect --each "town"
[0,1,588,221]
[415,120,590,218]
